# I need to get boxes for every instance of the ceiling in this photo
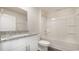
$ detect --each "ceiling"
[41,7,66,11]
[40,7,69,16]
[0,7,27,15]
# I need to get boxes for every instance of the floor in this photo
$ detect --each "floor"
[48,47,61,51]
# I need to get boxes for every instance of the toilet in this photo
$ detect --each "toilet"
[38,40,50,51]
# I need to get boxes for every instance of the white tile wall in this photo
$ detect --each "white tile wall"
[41,8,79,50]
[0,14,16,31]
[20,7,41,33]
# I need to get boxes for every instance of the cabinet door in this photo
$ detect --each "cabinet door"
[0,14,16,31]
[28,35,40,51]
[0,38,27,51]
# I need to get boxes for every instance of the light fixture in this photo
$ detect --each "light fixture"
[51,18,56,20]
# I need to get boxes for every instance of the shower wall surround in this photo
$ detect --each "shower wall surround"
[41,8,79,50]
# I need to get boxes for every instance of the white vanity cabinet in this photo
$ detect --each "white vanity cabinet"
[27,35,40,51]
[0,34,40,51]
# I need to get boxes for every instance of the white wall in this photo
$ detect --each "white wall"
[41,8,79,50]
[40,16,47,38]
[0,8,28,31]
[19,7,41,33]
[0,13,16,31]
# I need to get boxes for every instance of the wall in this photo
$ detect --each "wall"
[0,8,27,32]
[0,8,28,39]
[20,7,41,33]
[41,8,79,50]
[40,16,47,38]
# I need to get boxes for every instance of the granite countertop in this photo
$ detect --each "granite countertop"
[0,33,39,41]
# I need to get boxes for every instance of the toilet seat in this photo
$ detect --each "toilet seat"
[38,40,50,46]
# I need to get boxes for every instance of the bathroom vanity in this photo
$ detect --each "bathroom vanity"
[0,33,40,51]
